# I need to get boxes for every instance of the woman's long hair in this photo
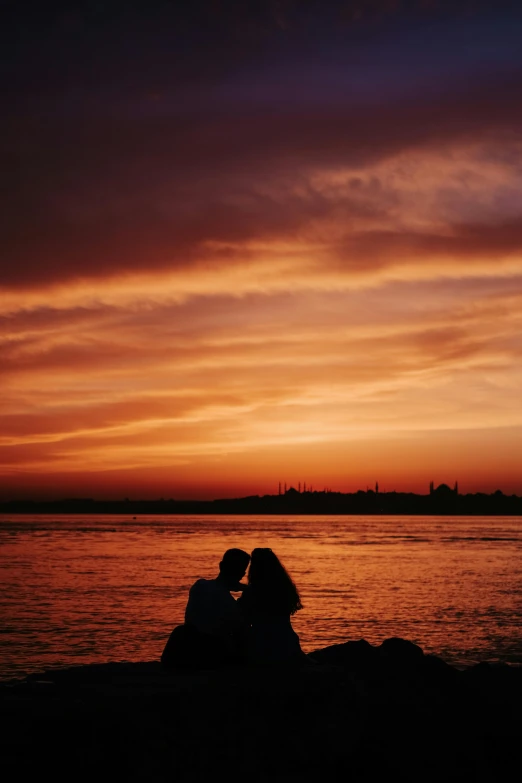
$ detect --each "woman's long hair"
[247,548,303,615]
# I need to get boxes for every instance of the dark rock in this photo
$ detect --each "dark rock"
[311,636,460,692]
[378,636,424,661]
[309,637,378,668]
[1,638,520,781]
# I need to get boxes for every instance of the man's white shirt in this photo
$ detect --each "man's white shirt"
[184,578,242,637]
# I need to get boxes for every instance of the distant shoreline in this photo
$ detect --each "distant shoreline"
[1,485,522,515]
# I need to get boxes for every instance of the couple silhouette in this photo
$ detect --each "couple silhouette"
[161,548,307,669]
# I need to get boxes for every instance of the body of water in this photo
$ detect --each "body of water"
[1,514,521,681]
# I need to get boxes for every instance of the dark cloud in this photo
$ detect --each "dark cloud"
[331,218,522,269]
[2,0,522,290]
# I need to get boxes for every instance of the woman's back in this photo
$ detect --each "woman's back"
[239,548,305,665]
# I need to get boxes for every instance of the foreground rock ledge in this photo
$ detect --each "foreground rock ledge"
[1,638,520,781]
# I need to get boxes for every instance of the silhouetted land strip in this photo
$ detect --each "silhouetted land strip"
[2,484,522,514]
[1,637,520,781]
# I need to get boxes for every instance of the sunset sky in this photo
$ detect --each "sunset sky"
[2,0,522,500]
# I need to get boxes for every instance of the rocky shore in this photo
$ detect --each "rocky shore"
[2,638,520,781]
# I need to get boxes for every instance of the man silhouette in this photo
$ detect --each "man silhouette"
[161,548,251,669]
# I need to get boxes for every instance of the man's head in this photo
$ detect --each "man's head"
[219,548,250,589]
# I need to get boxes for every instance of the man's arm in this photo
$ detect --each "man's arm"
[184,579,207,629]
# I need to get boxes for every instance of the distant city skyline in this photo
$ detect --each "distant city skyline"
[4,477,522,505]
[278,480,461,495]
[2,481,521,517]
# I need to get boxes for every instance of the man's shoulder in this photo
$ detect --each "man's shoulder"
[189,578,217,594]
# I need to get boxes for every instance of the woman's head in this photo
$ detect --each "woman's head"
[247,548,303,614]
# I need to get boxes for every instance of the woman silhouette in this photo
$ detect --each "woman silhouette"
[237,548,306,665]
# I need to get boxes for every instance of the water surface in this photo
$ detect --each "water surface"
[1,514,521,680]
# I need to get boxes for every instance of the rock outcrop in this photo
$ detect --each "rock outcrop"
[1,638,520,781]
